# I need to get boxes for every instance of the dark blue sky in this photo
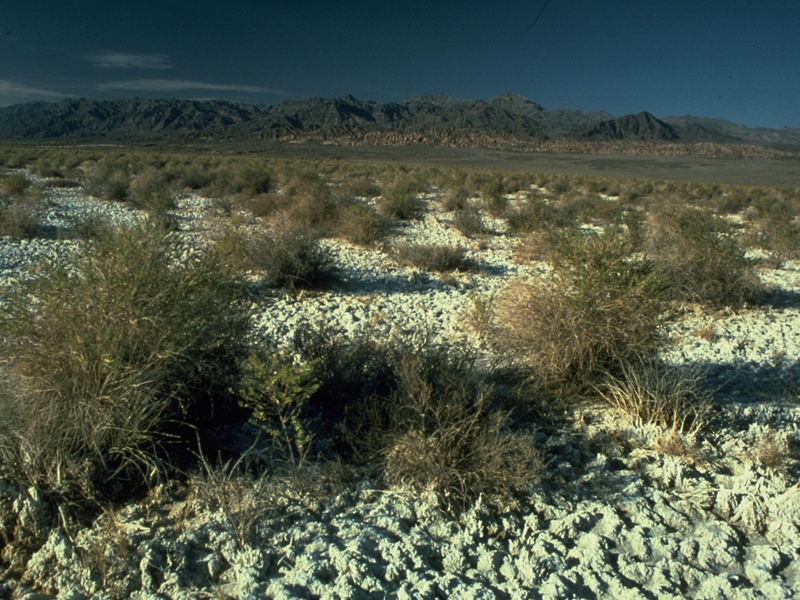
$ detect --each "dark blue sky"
[2,1,799,128]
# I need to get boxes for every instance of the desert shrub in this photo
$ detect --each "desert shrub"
[0,172,33,196]
[647,208,763,307]
[334,201,390,246]
[378,179,426,220]
[237,165,273,195]
[441,186,470,211]
[254,221,332,290]
[191,451,278,549]
[755,218,800,263]
[84,158,132,202]
[243,192,288,218]
[597,361,714,435]
[129,169,176,214]
[280,168,328,200]
[546,174,573,194]
[564,193,624,225]
[32,159,66,179]
[506,195,573,234]
[0,147,38,168]
[294,331,542,510]
[452,206,487,237]
[392,243,474,273]
[493,227,668,393]
[179,164,217,191]
[0,196,41,237]
[235,349,320,469]
[0,222,251,500]
[340,176,382,198]
[477,175,507,217]
[714,187,751,215]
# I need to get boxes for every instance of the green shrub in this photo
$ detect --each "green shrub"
[235,349,320,469]
[0,222,250,499]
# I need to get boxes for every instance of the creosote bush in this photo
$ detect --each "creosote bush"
[391,243,474,273]
[334,201,391,246]
[291,330,542,510]
[214,220,332,291]
[378,179,426,220]
[0,221,251,500]
[493,227,668,394]
[647,208,763,307]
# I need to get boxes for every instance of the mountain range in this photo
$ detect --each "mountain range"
[1,93,799,152]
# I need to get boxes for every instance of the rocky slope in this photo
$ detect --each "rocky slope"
[2,94,799,152]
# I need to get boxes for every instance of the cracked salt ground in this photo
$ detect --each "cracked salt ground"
[2,172,800,598]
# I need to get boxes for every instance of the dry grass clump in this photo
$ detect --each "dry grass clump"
[506,194,574,234]
[391,243,474,273]
[0,171,33,196]
[241,192,289,218]
[470,174,507,217]
[750,429,794,475]
[339,176,382,199]
[440,186,471,212]
[0,222,250,500]
[647,207,763,307]
[597,362,714,435]
[493,227,667,393]
[191,454,275,548]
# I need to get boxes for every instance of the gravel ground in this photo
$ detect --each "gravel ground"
[1,173,799,599]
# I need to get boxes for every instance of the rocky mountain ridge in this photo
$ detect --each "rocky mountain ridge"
[1,93,798,152]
